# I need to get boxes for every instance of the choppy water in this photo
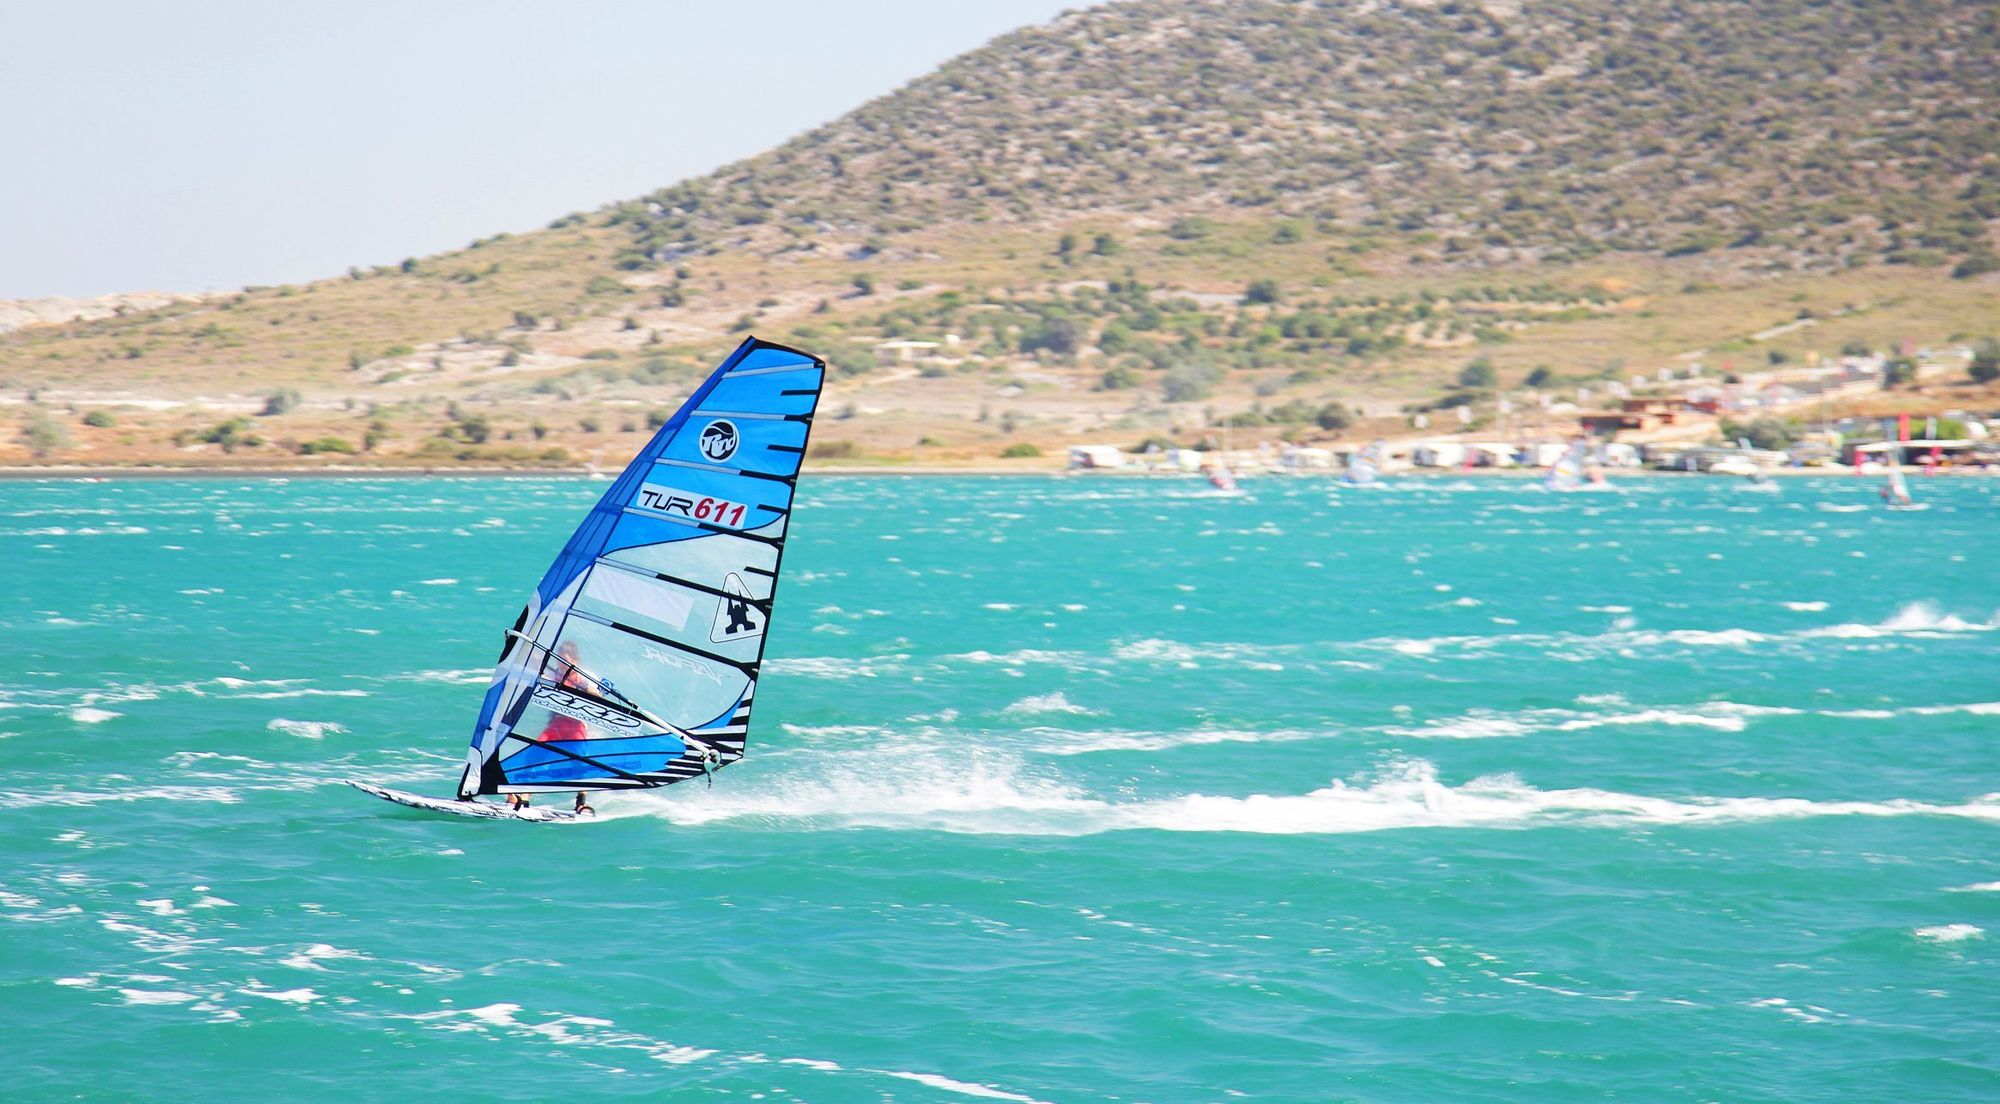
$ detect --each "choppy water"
[3,473,1997,1102]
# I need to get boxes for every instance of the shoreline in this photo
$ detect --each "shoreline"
[0,463,1985,481]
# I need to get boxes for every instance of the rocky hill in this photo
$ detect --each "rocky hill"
[631,0,2000,272]
[3,0,1996,469]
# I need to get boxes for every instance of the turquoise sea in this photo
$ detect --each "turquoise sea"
[3,473,1996,1102]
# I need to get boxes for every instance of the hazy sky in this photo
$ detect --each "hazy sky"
[0,0,1081,300]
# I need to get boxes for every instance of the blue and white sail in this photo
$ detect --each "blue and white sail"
[459,337,823,798]
[1344,440,1383,486]
[1545,440,1588,492]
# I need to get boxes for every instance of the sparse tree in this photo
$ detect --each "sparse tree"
[1315,402,1354,432]
[1968,338,2000,384]
[21,414,69,458]
[1243,279,1281,305]
[260,389,302,416]
[1161,363,1219,403]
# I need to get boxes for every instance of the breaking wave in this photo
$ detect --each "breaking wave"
[608,756,2000,837]
[1001,692,1097,717]
[1804,601,2000,639]
[266,718,348,740]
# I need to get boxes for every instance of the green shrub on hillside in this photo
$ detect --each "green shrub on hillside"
[1162,362,1219,402]
[20,414,69,458]
[1969,339,2000,384]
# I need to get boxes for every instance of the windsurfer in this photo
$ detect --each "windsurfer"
[573,792,596,816]
[506,792,532,810]
[539,641,591,741]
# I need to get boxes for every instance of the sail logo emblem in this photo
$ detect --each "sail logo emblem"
[699,420,740,463]
[711,572,765,644]
[529,686,642,733]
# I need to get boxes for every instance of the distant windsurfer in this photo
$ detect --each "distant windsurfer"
[539,641,591,741]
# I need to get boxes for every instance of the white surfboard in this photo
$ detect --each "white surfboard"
[345,780,580,822]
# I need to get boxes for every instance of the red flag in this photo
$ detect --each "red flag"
[1897,412,1911,442]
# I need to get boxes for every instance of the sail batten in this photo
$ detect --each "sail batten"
[458,337,823,798]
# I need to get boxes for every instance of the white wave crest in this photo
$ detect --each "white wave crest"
[764,656,896,680]
[279,943,366,971]
[1037,727,1283,755]
[240,986,321,1004]
[1913,924,1984,943]
[70,707,120,724]
[608,756,2000,837]
[400,1002,714,1065]
[1628,628,1769,648]
[388,669,488,685]
[1910,702,2000,717]
[0,786,239,808]
[1805,601,2000,639]
[1389,701,1793,740]
[118,988,198,1005]
[950,648,1085,667]
[267,718,348,740]
[1001,692,1097,717]
[224,688,369,700]
[880,1070,1052,1104]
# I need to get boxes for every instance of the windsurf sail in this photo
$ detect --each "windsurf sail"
[1884,465,1913,506]
[1545,440,1588,492]
[1207,463,1238,492]
[1345,440,1382,486]
[458,337,824,798]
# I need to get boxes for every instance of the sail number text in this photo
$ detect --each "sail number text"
[638,481,750,528]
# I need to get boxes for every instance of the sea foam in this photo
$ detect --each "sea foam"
[1001,692,1097,717]
[607,756,2000,838]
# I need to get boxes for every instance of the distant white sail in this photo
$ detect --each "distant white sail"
[1345,440,1383,486]
[1884,465,1913,507]
[1545,440,1587,492]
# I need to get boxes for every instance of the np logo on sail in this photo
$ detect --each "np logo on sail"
[711,572,765,643]
[700,419,740,462]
